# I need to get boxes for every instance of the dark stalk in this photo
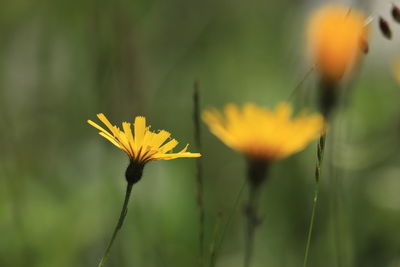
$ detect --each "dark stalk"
[319,79,338,119]
[98,181,134,267]
[244,160,268,267]
[329,116,344,267]
[244,184,262,267]
[98,162,143,267]
[98,182,133,267]
[193,80,205,265]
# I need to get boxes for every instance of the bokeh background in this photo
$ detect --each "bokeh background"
[2,0,400,266]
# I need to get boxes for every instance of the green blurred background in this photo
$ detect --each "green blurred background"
[1,0,400,266]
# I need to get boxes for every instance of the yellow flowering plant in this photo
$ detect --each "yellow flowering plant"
[303,5,369,266]
[88,113,200,266]
[307,4,369,117]
[203,102,324,267]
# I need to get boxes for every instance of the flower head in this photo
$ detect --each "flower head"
[202,103,324,161]
[88,114,201,164]
[307,4,369,82]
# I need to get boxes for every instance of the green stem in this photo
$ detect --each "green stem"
[208,213,223,267]
[303,133,326,267]
[243,160,268,267]
[244,184,261,267]
[303,181,320,267]
[329,122,342,267]
[209,181,246,267]
[98,182,134,267]
[287,66,315,101]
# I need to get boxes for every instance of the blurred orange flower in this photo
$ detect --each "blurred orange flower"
[307,4,369,82]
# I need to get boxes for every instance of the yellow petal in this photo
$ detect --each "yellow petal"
[141,130,155,150]
[122,122,134,152]
[134,116,146,150]
[99,132,124,150]
[275,103,292,120]
[150,130,171,149]
[114,128,133,156]
[178,144,189,153]
[97,113,117,135]
[152,152,201,160]
[159,139,178,153]
[87,120,114,139]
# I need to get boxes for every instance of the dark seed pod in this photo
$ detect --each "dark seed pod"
[379,17,392,39]
[392,4,400,23]
[359,37,369,54]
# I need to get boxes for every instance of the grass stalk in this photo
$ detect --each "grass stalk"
[209,181,247,267]
[193,80,205,265]
[303,131,326,267]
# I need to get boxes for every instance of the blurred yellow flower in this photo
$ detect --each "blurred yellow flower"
[202,103,324,161]
[307,4,369,82]
[393,59,400,84]
[88,114,201,163]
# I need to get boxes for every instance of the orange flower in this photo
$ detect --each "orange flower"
[307,4,369,82]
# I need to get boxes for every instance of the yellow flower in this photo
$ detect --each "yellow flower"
[202,103,324,161]
[307,4,369,82]
[393,59,400,84]
[88,114,201,163]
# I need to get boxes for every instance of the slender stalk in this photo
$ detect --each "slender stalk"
[244,184,262,267]
[303,132,326,267]
[243,160,269,267]
[303,181,320,267]
[193,80,205,265]
[329,119,342,267]
[208,212,223,267]
[287,66,315,101]
[98,182,134,267]
[209,181,247,267]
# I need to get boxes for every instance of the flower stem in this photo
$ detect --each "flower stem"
[303,132,326,267]
[244,184,261,267]
[98,182,134,267]
[243,160,269,267]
